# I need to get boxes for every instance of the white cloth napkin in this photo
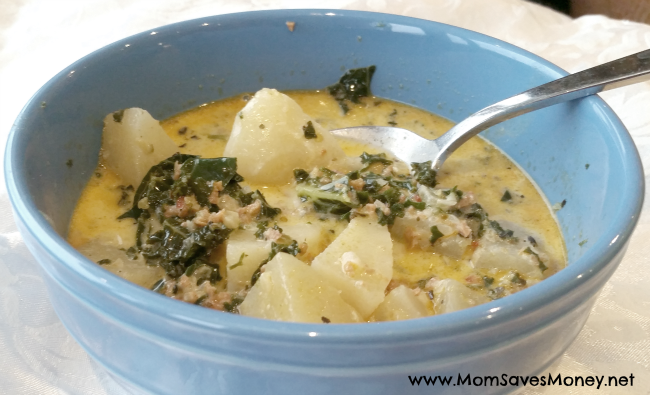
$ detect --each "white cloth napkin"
[1,0,649,394]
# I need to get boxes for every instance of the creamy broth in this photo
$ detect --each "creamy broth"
[69,89,565,322]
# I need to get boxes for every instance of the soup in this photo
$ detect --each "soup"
[68,69,565,323]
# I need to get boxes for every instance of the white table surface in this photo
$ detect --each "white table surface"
[1,0,649,394]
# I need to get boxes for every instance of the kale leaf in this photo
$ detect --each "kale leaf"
[223,186,281,220]
[360,152,393,166]
[411,161,437,188]
[119,153,248,278]
[327,66,376,113]
[141,218,232,278]
[250,190,282,219]
[313,198,355,216]
[176,157,240,206]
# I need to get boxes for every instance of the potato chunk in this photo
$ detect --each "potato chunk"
[224,88,345,184]
[373,285,429,321]
[77,240,165,289]
[226,230,272,292]
[102,108,178,187]
[433,234,471,259]
[239,253,361,323]
[432,279,489,314]
[472,229,544,280]
[310,217,393,318]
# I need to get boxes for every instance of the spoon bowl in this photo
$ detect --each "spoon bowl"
[332,49,650,169]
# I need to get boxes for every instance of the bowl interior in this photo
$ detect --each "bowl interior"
[6,10,644,331]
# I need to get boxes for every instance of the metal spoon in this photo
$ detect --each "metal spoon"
[330,49,650,170]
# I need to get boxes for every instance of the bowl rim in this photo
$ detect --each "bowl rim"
[5,8,645,343]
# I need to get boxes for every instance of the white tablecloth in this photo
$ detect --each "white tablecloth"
[1,0,649,394]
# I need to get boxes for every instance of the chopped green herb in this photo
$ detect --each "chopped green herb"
[463,203,487,238]
[113,109,125,123]
[224,295,244,313]
[487,286,505,300]
[303,121,317,139]
[229,253,248,270]
[117,185,134,207]
[483,276,494,287]
[523,247,547,272]
[321,316,331,323]
[207,134,227,140]
[511,272,526,285]
[579,239,588,247]
[293,169,310,183]
[66,159,73,168]
[443,186,463,199]
[585,164,590,170]
[404,200,425,210]
[430,226,444,245]
[489,220,517,241]
[527,236,537,247]
[126,246,138,260]
[97,258,111,265]
[500,190,512,202]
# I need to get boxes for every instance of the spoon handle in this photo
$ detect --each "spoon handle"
[433,49,650,170]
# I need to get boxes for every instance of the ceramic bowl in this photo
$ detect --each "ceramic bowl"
[5,9,644,395]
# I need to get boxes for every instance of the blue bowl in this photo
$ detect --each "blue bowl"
[5,9,644,395]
